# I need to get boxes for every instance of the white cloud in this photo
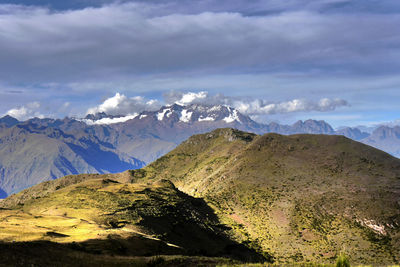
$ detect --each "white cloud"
[6,101,43,120]
[87,93,161,115]
[234,98,348,115]
[165,91,348,115]
[176,91,208,105]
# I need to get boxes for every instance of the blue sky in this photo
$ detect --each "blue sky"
[0,0,399,128]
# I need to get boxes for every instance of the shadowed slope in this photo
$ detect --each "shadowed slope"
[0,171,265,264]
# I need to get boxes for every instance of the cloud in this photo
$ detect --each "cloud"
[6,102,43,120]
[14,0,400,15]
[0,2,399,85]
[0,1,396,127]
[165,91,348,115]
[233,98,349,115]
[86,92,161,115]
[164,91,208,105]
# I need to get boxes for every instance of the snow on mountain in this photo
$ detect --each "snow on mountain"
[157,108,172,121]
[223,107,241,123]
[83,114,138,125]
[180,109,193,123]
[198,116,215,122]
[82,103,246,126]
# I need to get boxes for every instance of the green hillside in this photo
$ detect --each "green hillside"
[0,171,263,266]
[1,128,400,265]
[130,128,400,264]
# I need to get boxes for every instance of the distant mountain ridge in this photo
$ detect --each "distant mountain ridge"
[0,122,144,196]
[0,115,19,128]
[0,103,399,198]
[361,126,400,157]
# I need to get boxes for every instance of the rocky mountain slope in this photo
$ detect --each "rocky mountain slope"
[0,115,19,128]
[130,128,400,264]
[0,123,144,196]
[336,127,370,140]
[361,126,400,157]
[1,128,400,264]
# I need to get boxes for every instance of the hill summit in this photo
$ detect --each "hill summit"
[131,128,400,264]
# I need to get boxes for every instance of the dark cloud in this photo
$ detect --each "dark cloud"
[4,0,400,14]
[0,2,399,85]
[5,90,23,94]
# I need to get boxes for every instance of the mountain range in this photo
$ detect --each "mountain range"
[1,128,399,265]
[1,103,399,198]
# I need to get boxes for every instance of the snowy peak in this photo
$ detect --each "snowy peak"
[151,104,246,124]
[80,104,252,126]
[84,112,118,121]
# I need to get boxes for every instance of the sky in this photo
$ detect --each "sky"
[0,0,399,128]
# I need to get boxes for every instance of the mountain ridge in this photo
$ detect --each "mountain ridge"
[128,128,400,263]
[0,122,144,196]
[1,103,399,198]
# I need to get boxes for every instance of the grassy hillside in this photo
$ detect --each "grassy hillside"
[2,128,400,265]
[129,128,400,264]
[0,171,264,265]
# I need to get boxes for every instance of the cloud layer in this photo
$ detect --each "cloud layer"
[0,1,399,127]
[166,91,349,115]
[0,2,399,84]
[85,91,348,119]
[6,102,43,120]
[234,98,349,115]
[86,93,161,115]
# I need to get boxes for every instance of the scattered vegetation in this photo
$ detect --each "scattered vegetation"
[130,128,400,264]
[1,128,400,265]
[335,253,350,267]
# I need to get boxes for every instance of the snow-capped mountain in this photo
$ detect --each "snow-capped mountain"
[83,104,255,126]
[151,104,247,124]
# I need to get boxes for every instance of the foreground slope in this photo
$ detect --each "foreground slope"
[0,171,264,265]
[131,128,400,264]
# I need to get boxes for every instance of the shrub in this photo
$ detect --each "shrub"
[147,256,165,267]
[336,253,350,267]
